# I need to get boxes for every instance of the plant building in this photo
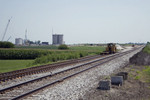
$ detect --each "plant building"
[15,38,23,45]
[52,34,63,45]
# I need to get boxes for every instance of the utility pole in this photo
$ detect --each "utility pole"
[1,17,12,41]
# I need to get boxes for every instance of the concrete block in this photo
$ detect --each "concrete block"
[98,80,111,90]
[117,72,128,80]
[111,76,123,86]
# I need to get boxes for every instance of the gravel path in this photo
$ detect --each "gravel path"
[24,48,142,100]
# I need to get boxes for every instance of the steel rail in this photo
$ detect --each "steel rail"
[0,52,118,93]
[0,47,142,100]
[0,54,103,82]
[11,47,141,100]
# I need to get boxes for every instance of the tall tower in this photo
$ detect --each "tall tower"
[24,29,28,45]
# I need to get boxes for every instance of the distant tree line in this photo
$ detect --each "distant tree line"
[58,44,69,50]
[0,41,14,48]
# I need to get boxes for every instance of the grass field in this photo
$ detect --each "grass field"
[0,45,105,73]
[15,45,58,49]
[15,45,105,52]
[0,60,33,73]
[69,46,105,51]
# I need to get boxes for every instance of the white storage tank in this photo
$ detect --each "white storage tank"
[15,38,23,45]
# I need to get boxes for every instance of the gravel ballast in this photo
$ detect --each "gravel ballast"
[0,61,93,90]
[24,48,142,100]
[0,55,107,90]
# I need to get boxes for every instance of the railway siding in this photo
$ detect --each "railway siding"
[0,55,102,90]
[0,55,102,82]
[0,52,127,99]
[0,47,143,100]
[24,48,142,100]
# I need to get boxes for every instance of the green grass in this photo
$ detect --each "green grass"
[131,66,150,83]
[143,42,150,54]
[0,45,105,73]
[0,60,34,73]
[142,66,150,82]
[15,45,58,50]
[69,46,105,51]
[32,51,88,65]
[135,75,140,80]
[15,45,105,52]
[69,46,105,55]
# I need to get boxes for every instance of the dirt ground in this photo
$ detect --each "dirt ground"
[81,65,150,100]
[130,51,150,65]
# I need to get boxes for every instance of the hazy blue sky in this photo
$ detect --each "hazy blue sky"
[0,0,150,44]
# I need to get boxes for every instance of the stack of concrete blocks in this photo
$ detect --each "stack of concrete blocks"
[98,72,128,90]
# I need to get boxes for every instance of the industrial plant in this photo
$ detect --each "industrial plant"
[15,38,23,45]
[52,34,64,45]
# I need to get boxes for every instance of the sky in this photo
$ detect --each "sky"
[0,0,150,44]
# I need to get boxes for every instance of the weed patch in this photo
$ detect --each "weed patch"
[143,42,150,54]
[32,52,88,65]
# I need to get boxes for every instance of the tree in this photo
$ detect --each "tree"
[58,44,69,50]
[37,40,40,45]
[0,41,14,48]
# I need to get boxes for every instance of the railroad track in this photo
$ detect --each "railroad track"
[0,47,142,100]
[0,54,104,82]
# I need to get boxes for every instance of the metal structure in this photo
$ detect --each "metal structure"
[24,29,29,45]
[7,36,11,41]
[101,43,117,55]
[106,43,117,54]
[25,29,27,41]
[52,34,63,45]
[1,17,12,41]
